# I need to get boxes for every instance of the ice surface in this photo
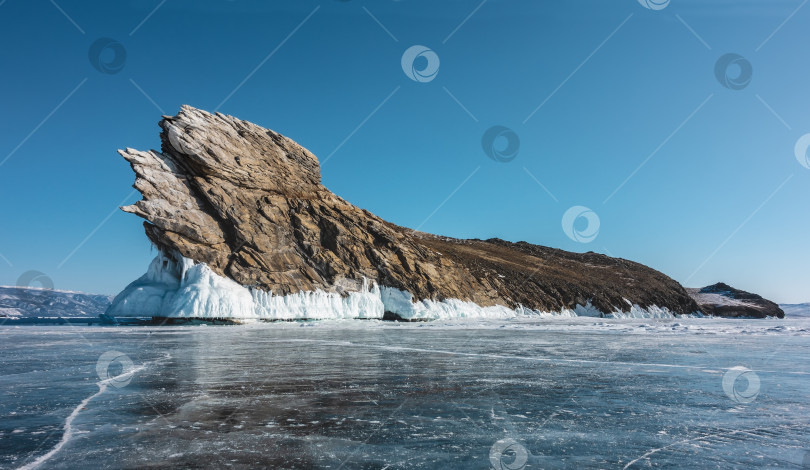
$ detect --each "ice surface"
[108,252,691,320]
[2,317,809,469]
[15,360,155,470]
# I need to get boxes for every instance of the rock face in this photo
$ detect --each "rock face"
[113,105,701,319]
[687,283,785,319]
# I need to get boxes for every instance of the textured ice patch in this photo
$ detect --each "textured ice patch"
[252,280,383,320]
[380,287,544,320]
[606,304,680,319]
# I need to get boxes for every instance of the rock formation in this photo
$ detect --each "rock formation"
[687,283,785,319]
[110,105,702,320]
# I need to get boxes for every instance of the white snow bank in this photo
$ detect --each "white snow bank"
[106,251,687,321]
[379,287,577,320]
[106,252,383,320]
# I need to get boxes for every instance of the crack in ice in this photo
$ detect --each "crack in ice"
[621,423,807,469]
[17,354,170,470]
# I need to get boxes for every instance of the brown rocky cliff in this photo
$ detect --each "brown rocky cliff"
[118,105,700,316]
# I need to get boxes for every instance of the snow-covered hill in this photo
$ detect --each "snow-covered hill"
[686,283,784,318]
[0,286,112,319]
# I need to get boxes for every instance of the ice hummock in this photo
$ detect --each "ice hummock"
[106,251,686,321]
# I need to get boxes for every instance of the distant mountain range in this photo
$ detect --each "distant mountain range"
[779,303,810,317]
[0,286,112,319]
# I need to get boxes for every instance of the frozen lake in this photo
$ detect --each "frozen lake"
[1,317,809,469]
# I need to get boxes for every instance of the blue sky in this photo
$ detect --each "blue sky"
[0,0,808,303]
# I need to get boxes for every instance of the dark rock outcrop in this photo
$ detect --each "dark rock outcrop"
[687,283,785,318]
[116,106,701,316]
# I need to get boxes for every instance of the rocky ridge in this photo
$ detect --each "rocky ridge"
[113,106,703,318]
